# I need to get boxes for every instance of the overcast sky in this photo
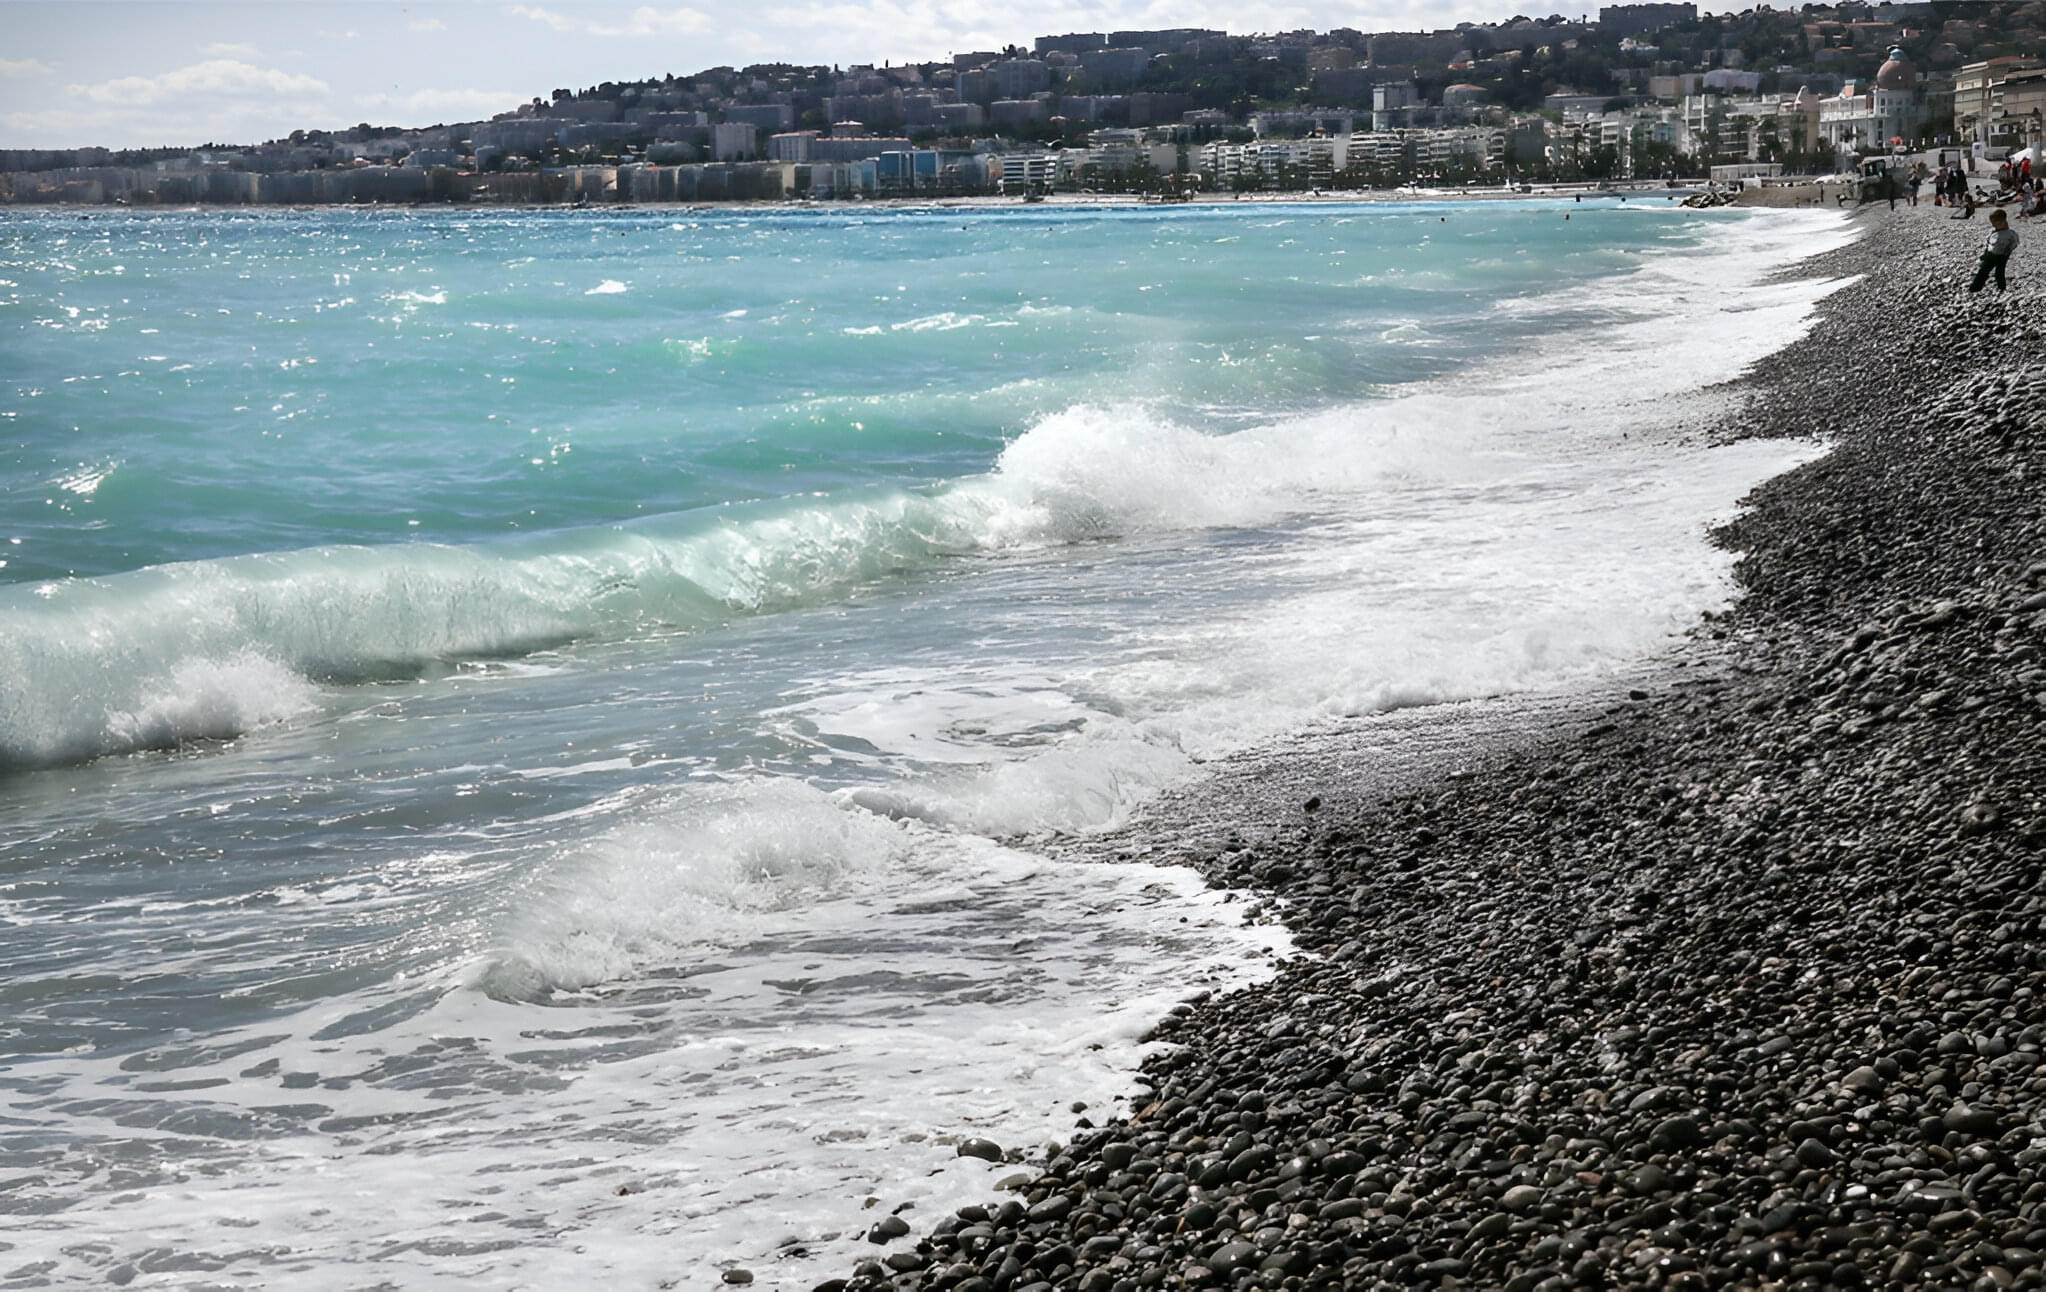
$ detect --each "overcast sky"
[1,0,1554,150]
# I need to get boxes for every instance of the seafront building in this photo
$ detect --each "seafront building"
[11,5,2046,206]
[1818,47,1932,154]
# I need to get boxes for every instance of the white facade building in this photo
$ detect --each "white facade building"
[1818,47,1927,154]
[710,121,758,161]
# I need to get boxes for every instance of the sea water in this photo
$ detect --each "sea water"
[0,198,1855,1287]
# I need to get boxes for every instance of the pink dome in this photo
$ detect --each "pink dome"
[1875,48,1918,91]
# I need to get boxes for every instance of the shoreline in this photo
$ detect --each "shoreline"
[11,180,1723,218]
[829,202,2046,1289]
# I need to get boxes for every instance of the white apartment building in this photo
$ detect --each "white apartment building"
[710,121,758,161]
[1074,129,1178,176]
[1953,57,2040,142]
[1197,134,1349,186]
[993,153,1064,193]
[768,131,817,163]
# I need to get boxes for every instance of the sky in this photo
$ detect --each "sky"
[2,0,1542,150]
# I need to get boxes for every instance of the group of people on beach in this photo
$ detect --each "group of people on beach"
[1936,156,2046,222]
[1932,161,1974,207]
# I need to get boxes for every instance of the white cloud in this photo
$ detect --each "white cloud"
[69,60,330,108]
[0,58,56,79]
[0,98,303,150]
[741,0,1504,66]
[511,4,712,38]
[407,17,449,31]
[625,6,714,35]
[510,5,581,33]
[745,0,1023,62]
[357,87,526,120]
[0,105,100,142]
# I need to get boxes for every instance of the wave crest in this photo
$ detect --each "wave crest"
[0,392,1548,773]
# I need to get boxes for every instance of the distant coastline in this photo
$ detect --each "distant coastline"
[0,176,1735,214]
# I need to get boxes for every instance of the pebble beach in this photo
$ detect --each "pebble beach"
[825,200,2046,1290]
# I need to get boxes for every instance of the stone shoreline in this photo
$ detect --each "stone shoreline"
[827,201,2046,1291]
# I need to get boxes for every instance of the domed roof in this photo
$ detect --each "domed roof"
[1875,47,1918,91]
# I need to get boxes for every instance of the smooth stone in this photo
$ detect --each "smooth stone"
[1468,1212,1513,1241]
[1205,1241,1261,1274]
[1945,1103,2001,1136]
[1796,1138,1838,1168]
[956,1138,1004,1163]
[1501,1185,1546,1212]
[1842,1065,1885,1094]
[1650,1115,1703,1150]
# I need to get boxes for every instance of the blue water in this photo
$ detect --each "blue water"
[0,199,1853,1286]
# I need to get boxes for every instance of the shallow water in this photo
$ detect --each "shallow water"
[0,199,1855,1286]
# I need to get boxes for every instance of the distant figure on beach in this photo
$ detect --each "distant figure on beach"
[1971,209,2018,293]
[1953,192,1979,220]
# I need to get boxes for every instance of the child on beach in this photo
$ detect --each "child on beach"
[1970,209,2019,293]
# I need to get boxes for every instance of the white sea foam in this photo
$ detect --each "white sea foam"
[2,830,1284,1290]
[766,210,1855,838]
[477,780,909,996]
[843,734,1195,838]
[99,649,321,753]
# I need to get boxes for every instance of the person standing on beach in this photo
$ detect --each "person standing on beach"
[1970,209,2018,293]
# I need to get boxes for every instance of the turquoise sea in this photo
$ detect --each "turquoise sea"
[0,198,1852,1286]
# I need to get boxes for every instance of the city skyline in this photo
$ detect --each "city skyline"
[0,0,1533,150]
